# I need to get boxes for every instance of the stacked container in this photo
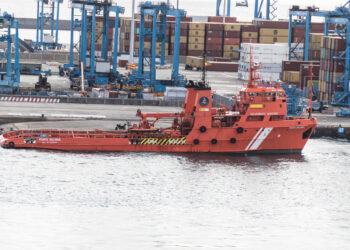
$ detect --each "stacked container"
[292,23,325,43]
[319,36,346,102]
[208,16,237,23]
[223,23,241,59]
[308,33,323,60]
[256,20,288,44]
[259,28,289,44]
[170,22,188,56]
[206,23,224,57]
[119,18,131,53]
[188,22,205,57]
[87,16,114,52]
[299,63,320,97]
[134,20,153,56]
[238,43,289,81]
[241,24,258,43]
[281,61,318,88]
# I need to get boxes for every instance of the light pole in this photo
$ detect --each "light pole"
[129,0,136,63]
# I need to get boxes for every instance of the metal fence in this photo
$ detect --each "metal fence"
[0,93,234,108]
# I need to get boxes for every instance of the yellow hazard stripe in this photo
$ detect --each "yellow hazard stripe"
[139,138,186,145]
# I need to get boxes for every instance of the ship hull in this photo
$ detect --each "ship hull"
[0,122,316,154]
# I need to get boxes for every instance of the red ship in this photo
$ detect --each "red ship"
[0,58,317,154]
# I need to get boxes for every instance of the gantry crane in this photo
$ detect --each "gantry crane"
[288,1,350,108]
[216,0,276,20]
[34,0,63,50]
[125,1,187,92]
[60,0,124,87]
[0,10,20,94]
[216,0,248,17]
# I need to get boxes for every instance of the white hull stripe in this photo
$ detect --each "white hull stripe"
[0,97,60,103]
[250,127,273,150]
[245,128,263,151]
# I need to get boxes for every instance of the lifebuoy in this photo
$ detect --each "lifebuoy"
[236,127,244,134]
[211,139,218,145]
[8,142,15,148]
[230,138,236,143]
[193,139,200,145]
[199,126,207,133]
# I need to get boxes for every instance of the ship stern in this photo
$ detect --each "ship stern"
[0,134,8,148]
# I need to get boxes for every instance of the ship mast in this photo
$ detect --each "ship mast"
[248,47,263,88]
[308,65,313,118]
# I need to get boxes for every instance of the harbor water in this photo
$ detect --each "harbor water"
[0,138,349,249]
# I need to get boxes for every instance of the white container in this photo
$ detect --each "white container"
[143,93,154,100]
[238,61,282,73]
[43,34,54,43]
[92,88,109,98]
[241,43,289,55]
[239,71,281,82]
[191,16,209,23]
[95,61,111,73]
[118,91,128,99]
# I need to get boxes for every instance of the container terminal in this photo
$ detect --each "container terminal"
[0,0,350,140]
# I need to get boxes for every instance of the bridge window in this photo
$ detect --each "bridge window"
[247,116,264,122]
[248,92,255,96]
[270,115,284,121]
[264,92,271,96]
[256,92,262,96]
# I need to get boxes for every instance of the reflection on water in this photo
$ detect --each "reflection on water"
[0,138,349,250]
[180,152,306,167]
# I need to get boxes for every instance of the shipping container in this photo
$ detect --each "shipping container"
[223,31,241,38]
[259,36,288,44]
[242,32,258,39]
[189,22,205,30]
[223,38,240,45]
[206,37,223,45]
[206,61,239,72]
[241,25,259,32]
[207,30,224,37]
[188,50,204,57]
[259,28,289,37]
[188,37,205,44]
[208,16,237,23]
[206,23,224,31]
[224,23,241,31]
[224,44,240,51]
[189,30,205,37]
[188,44,204,50]
[255,20,289,29]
